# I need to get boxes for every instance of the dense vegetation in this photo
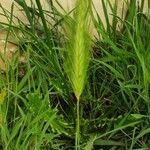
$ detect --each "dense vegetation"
[0,0,150,149]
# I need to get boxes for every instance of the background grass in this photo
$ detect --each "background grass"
[0,0,150,149]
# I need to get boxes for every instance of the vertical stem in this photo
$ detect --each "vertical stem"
[75,98,80,150]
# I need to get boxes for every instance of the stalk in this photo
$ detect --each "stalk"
[75,98,80,150]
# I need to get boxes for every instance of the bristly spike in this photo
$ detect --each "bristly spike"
[64,0,92,101]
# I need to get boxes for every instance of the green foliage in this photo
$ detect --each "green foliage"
[0,0,150,149]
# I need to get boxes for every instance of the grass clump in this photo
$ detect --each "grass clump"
[0,0,150,149]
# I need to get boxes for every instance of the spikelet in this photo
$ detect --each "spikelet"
[64,0,91,100]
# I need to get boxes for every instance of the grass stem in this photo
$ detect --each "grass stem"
[76,98,80,150]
